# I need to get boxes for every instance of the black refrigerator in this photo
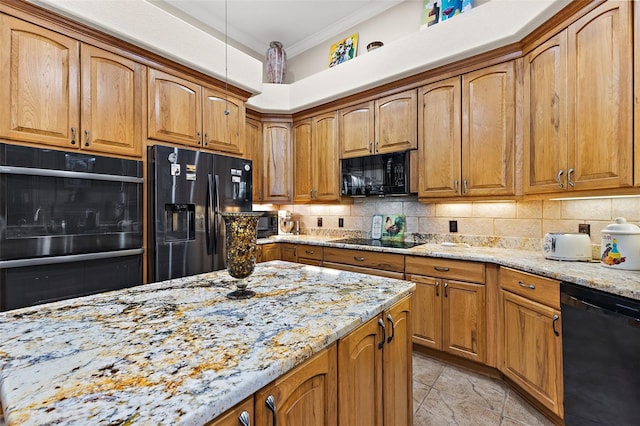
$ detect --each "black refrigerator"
[148,145,252,282]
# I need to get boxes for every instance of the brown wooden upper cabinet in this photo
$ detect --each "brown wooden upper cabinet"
[260,120,292,203]
[148,68,245,155]
[418,61,516,198]
[293,112,340,202]
[246,117,264,202]
[523,1,632,194]
[0,15,145,157]
[339,90,417,159]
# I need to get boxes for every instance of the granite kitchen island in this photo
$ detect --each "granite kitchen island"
[0,261,415,425]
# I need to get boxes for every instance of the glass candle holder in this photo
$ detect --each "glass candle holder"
[221,212,263,299]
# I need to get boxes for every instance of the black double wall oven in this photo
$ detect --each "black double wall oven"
[0,143,144,311]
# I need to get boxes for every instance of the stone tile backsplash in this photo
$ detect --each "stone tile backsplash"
[263,196,640,252]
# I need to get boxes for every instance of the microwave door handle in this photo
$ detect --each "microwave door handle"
[206,174,213,255]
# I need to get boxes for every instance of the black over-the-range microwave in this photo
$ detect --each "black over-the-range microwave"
[341,150,417,197]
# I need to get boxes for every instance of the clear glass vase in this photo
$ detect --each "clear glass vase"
[221,212,263,299]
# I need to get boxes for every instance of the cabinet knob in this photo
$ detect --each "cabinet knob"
[354,256,365,262]
[265,395,277,426]
[239,410,250,426]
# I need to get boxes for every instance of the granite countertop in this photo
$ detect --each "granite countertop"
[262,235,640,301]
[0,261,414,426]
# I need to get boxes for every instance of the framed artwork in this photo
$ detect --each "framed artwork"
[421,0,441,29]
[381,215,406,241]
[328,33,358,68]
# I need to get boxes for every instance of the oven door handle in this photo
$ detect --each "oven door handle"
[0,249,144,269]
[0,166,143,183]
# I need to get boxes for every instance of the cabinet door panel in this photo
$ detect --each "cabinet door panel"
[263,122,291,202]
[246,118,263,201]
[443,280,485,362]
[293,120,313,202]
[338,315,383,426]
[339,102,374,158]
[375,90,417,153]
[523,32,568,194]
[383,297,412,426]
[0,15,79,147]
[203,88,244,155]
[148,68,202,146]
[418,77,461,197]
[462,62,515,196]
[312,112,340,201]
[205,397,253,426]
[567,1,633,190]
[500,290,562,416]
[408,274,441,350]
[81,44,144,156]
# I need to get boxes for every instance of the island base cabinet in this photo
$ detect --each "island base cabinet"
[338,296,412,426]
[255,344,337,426]
[205,397,253,426]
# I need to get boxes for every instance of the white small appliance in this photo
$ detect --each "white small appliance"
[542,233,592,261]
[278,210,294,235]
[600,217,640,270]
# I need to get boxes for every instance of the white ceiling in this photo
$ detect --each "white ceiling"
[149,0,404,58]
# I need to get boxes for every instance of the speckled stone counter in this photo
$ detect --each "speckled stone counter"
[0,261,414,426]
[262,235,640,301]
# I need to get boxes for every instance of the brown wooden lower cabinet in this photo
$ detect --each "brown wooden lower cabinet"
[296,244,323,266]
[205,397,253,426]
[338,296,412,426]
[257,243,280,263]
[280,243,298,262]
[323,247,404,279]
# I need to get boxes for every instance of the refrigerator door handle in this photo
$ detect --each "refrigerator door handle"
[206,173,213,256]
[214,174,221,254]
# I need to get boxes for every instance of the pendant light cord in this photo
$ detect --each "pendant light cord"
[224,0,230,116]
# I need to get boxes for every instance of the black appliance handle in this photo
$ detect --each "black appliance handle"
[206,173,213,256]
[0,165,143,183]
[0,249,144,269]
[213,174,220,254]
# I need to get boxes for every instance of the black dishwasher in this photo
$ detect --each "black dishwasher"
[561,282,640,425]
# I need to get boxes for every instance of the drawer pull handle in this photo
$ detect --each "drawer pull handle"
[354,256,365,262]
[70,127,77,145]
[378,318,386,349]
[434,266,450,272]
[386,314,395,343]
[84,129,90,146]
[304,250,314,255]
[239,410,250,426]
[265,395,277,426]
[518,281,536,290]
[552,314,560,336]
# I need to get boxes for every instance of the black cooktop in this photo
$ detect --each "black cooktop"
[331,238,422,249]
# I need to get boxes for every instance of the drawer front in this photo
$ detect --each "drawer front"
[323,247,404,272]
[405,256,485,283]
[499,267,559,309]
[297,244,323,261]
[323,262,405,280]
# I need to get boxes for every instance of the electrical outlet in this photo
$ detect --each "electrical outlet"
[578,223,590,236]
[317,217,323,227]
[338,218,344,228]
[449,220,458,233]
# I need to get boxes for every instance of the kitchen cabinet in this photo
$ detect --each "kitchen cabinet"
[255,345,337,426]
[296,244,323,266]
[523,1,632,193]
[260,120,292,202]
[418,61,515,198]
[257,243,280,263]
[498,267,563,417]
[246,116,264,202]
[338,296,412,426]
[406,256,486,363]
[205,397,253,426]
[280,243,298,262]
[0,15,144,157]
[148,68,244,155]
[293,112,340,202]
[339,90,417,159]
[323,247,405,279]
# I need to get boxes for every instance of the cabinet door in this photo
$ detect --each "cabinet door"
[0,15,80,148]
[417,77,461,198]
[293,120,313,202]
[148,68,202,146]
[567,1,633,190]
[375,90,417,153]
[382,297,412,426]
[442,280,485,362]
[203,87,244,155]
[338,314,384,426]
[409,275,442,350]
[259,244,280,263]
[500,290,562,416]
[81,44,144,157]
[262,122,292,202]
[462,61,516,197]
[339,101,374,158]
[246,117,263,202]
[523,32,568,194]
[312,112,340,201]
[280,243,297,262]
[205,397,253,426]
[255,345,337,426]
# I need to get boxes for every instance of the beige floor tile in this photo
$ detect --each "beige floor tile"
[413,353,445,387]
[432,365,508,412]
[413,387,503,426]
[501,390,554,426]
[413,379,431,414]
